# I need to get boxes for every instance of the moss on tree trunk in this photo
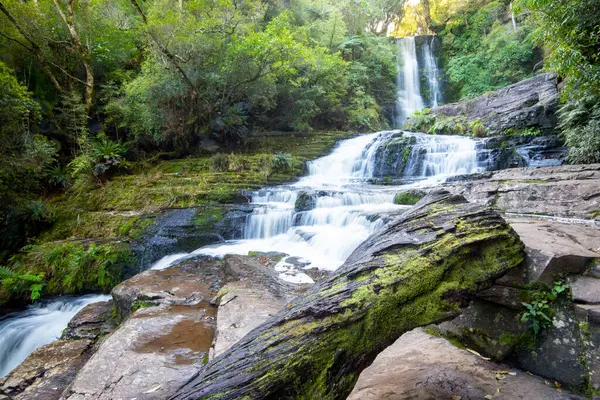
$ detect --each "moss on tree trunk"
[171,190,524,400]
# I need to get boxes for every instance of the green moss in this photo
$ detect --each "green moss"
[393,191,424,205]
[131,300,159,312]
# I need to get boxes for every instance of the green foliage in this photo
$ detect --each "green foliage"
[558,97,600,164]
[440,1,540,100]
[0,266,45,302]
[210,153,230,173]
[0,241,133,305]
[468,119,488,137]
[521,281,570,337]
[272,153,293,172]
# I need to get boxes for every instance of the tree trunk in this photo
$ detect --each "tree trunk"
[171,190,524,400]
[51,0,94,111]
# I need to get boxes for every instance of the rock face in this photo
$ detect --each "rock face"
[61,257,222,400]
[347,328,578,400]
[61,301,115,341]
[433,212,600,390]
[443,164,600,219]
[478,135,567,171]
[171,190,524,400]
[0,340,92,400]
[432,72,559,135]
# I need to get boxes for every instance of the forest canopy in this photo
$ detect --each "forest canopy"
[0,0,599,266]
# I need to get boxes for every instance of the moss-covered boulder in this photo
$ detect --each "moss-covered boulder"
[371,133,417,178]
[171,190,524,400]
[295,191,317,212]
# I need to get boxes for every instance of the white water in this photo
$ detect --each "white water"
[421,37,443,108]
[0,294,110,377]
[396,37,424,126]
[404,132,483,180]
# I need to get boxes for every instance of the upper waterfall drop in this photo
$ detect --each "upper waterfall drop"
[395,35,444,127]
[395,37,424,127]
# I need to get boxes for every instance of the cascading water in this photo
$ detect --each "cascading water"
[403,132,482,179]
[420,37,443,108]
[395,37,424,127]
[395,36,444,126]
[0,294,110,377]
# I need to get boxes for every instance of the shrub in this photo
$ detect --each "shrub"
[92,134,127,180]
[0,266,45,302]
[272,153,293,172]
[228,153,250,172]
[210,153,230,172]
[469,119,489,137]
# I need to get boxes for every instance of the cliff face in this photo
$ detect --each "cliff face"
[432,72,559,135]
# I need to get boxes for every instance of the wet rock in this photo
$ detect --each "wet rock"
[171,190,524,399]
[347,328,577,400]
[478,135,567,171]
[370,133,417,178]
[133,209,223,273]
[432,73,559,135]
[112,255,222,319]
[210,281,288,359]
[61,257,221,400]
[435,299,526,361]
[61,301,115,341]
[0,340,91,400]
[295,191,317,212]
[443,164,600,219]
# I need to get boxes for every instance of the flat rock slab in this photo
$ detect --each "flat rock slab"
[443,164,600,219]
[1,340,91,400]
[347,328,578,400]
[61,259,221,400]
[60,302,216,400]
[211,281,288,359]
[571,276,600,304]
[506,217,600,284]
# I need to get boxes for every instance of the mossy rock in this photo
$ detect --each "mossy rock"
[393,190,426,205]
[172,190,524,400]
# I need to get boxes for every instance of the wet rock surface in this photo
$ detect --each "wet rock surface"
[0,340,92,400]
[432,72,559,135]
[432,211,600,390]
[347,328,580,400]
[61,257,222,400]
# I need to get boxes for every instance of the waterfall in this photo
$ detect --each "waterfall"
[396,37,424,127]
[0,294,110,377]
[395,36,443,127]
[403,132,482,178]
[421,37,443,108]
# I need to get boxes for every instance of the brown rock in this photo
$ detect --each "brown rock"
[0,340,91,400]
[61,301,115,341]
[347,328,579,400]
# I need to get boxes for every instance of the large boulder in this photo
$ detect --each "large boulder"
[432,212,600,390]
[61,301,115,341]
[60,257,222,400]
[171,190,524,400]
[347,328,579,400]
[432,73,559,135]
